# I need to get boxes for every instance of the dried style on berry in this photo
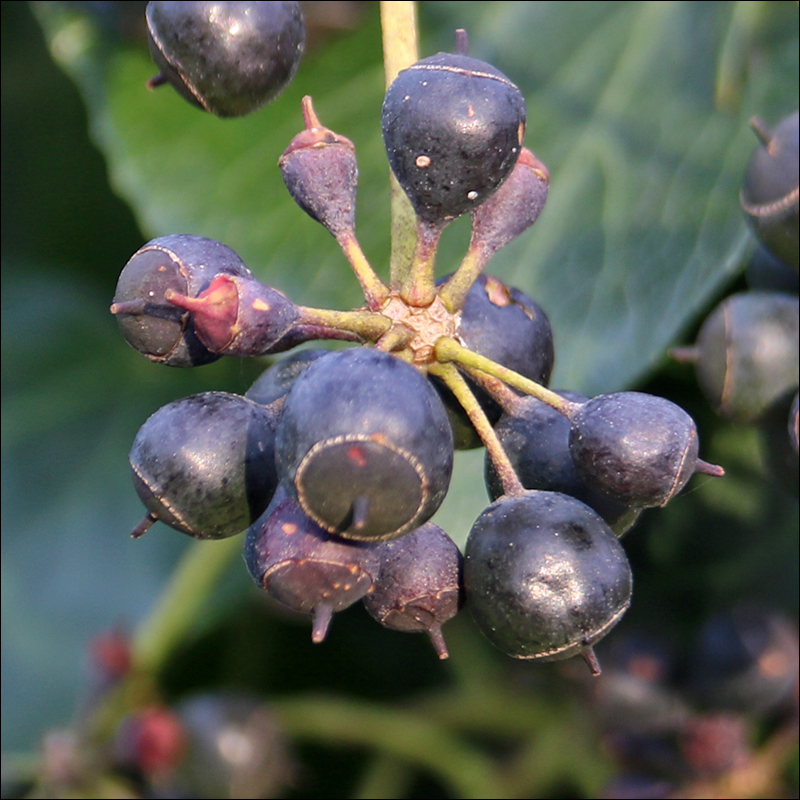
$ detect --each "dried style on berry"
[111,234,253,367]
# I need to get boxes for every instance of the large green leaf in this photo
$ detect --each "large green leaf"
[424,1,798,391]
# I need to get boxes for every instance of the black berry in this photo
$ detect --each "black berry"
[434,273,554,448]
[111,234,253,367]
[740,112,799,269]
[129,392,280,539]
[382,38,526,224]
[276,348,454,540]
[464,491,633,673]
[146,1,305,118]
[568,392,723,508]
[485,392,640,534]
[245,349,330,407]
[674,291,799,424]
[244,484,380,642]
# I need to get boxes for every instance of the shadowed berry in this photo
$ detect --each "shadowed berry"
[245,485,381,642]
[364,522,463,658]
[485,392,640,534]
[146,1,305,118]
[129,392,280,539]
[434,273,554,448]
[245,349,330,407]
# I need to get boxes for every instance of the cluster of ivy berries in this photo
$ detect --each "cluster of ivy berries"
[673,110,799,484]
[113,2,726,673]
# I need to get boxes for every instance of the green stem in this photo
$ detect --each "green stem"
[375,323,415,353]
[430,363,524,497]
[435,337,577,417]
[352,754,412,800]
[337,232,390,310]
[272,694,508,799]
[380,1,420,289]
[131,536,243,673]
[437,244,487,312]
[297,305,392,341]
[400,218,445,307]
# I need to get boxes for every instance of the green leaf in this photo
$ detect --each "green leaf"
[423,1,798,392]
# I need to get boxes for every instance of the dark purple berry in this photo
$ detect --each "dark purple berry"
[111,234,253,367]
[276,348,454,540]
[146,1,305,118]
[673,291,799,424]
[485,392,640,534]
[129,392,280,539]
[568,392,723,508]
[434,273,554,448]
[457,274,554,385]
[381,40,526,224]
[464,491,633,673]
[363,522,463,659]
[740,112,799,269]
[245,349,330,407]
[244,485,381,642]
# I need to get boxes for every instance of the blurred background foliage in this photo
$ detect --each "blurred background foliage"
[2,1,798,797]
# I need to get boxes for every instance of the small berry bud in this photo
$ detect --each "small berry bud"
[280,96,358,241]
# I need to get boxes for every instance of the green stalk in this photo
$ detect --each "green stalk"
[272,694,508,799]
[297,305,392,341]
[380,1,419,288]
[430,362,524,497]
[131,536,243,673]
[435,337,578,417]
